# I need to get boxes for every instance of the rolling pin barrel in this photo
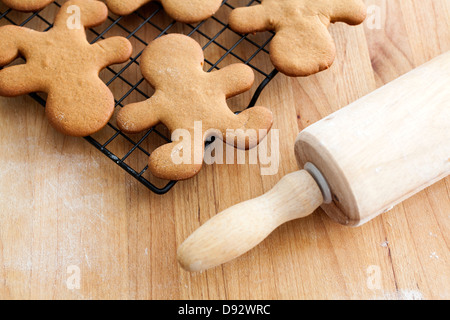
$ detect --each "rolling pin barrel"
[295,51,450,226]
[178,52,450,272]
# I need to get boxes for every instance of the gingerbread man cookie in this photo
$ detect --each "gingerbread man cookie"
[1,0,54,11]
[105,0,223,23]
[229,0,366,77]
[0,0,133,137]
[117,34,273,181]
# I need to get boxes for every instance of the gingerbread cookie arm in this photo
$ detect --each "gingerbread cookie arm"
[161,0,222,23]
[117,97,164,134]
[0,26,43,95]
[0,27,21,66]
[330,0,367,25]
[270,20,336,77]
[228,5,269,34]
[92,37,133,69]
[211,64,255,99]
[0,64,45,96]
[0,26,38,65]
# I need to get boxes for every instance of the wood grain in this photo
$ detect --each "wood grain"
[0,0,448,300]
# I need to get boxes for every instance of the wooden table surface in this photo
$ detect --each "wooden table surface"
[0,0,449,300]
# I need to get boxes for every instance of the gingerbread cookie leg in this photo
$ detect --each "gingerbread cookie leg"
[104,0,149,16]
[106,0,222,22]
[228,6,269,34]
[210,64,273,148]
[270,21,335,77]
[330,2,367,25]
[1,0,54,12]
[149,137,204,181]
[45,76,115,137]
[161,0,223,24]
[221,107,273,149]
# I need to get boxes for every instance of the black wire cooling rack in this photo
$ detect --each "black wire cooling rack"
[0,0,279,194]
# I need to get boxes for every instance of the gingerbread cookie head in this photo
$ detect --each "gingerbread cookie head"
[1,0,54,11]
[0,0,133,137]
[140,33,205,90]
[229,0,366,77]
[105,0,223,23]
[117,34,273,181]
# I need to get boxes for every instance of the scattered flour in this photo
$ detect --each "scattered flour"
[380,241,389,247]
[429,252,439,260]
[378,289,424,300]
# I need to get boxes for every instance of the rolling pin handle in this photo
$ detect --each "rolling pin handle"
[177,170,324,272]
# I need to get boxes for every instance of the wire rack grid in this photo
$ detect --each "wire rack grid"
[0,0,279,194]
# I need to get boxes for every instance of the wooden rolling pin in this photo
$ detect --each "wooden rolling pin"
[177,52,450,272]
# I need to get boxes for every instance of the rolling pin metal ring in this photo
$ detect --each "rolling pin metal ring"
[304,162,332,204]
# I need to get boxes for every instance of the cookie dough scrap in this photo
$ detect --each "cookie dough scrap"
[0,0,133,136]
[105,0,223,23]
[229,0,367,77]
[117,34,273,181]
